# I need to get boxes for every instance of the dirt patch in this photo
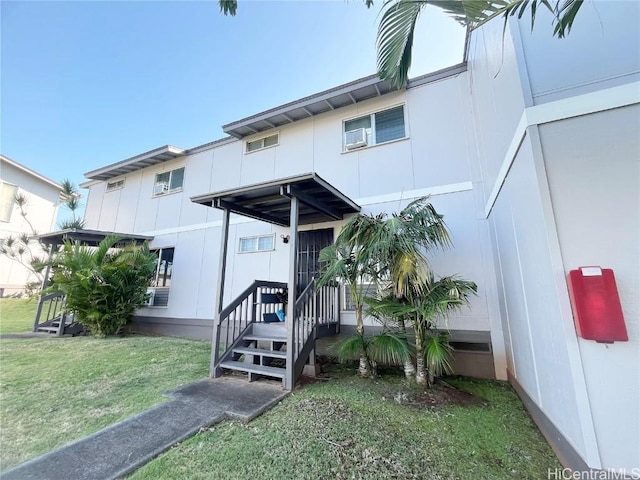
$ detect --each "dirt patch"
[382,380,488,409]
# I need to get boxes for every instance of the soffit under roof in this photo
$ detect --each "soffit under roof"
[222,75,398,139]
[37,228,153,247]
[84,146,186,181]
[191,173,360,227]
[221,63,467,139]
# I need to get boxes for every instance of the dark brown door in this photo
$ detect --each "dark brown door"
[296,228,334,293]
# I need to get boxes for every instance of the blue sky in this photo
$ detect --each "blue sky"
[1,1,465,196]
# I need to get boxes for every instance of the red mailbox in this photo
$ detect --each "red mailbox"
[567,267,628,343]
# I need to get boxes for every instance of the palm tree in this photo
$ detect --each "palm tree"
[48,235,157,336]
[377,0,585,87]
[367,274,477,386]
[319,197,452,378]
[318,214,381,377]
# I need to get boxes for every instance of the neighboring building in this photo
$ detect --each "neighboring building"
[0,155,63,296]
[80,1,639,473]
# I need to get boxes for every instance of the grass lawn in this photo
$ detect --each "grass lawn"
[0,298,38,334]
[0,335,211,470]
[131,365,560,480]
[1,333,559,478]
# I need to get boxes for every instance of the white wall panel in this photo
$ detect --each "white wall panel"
[273,118,314,178]
[541,105,640,470]
[517,1,640,104]
[113,172,142,233]
[409,74,474,188]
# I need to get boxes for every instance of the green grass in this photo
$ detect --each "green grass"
[131,366,560,480]
[0,335,210,470]
[0,298,38,334]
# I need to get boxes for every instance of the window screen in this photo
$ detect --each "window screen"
[375,106,405,143]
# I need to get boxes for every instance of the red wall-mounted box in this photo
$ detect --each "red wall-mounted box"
[567,267,628,343]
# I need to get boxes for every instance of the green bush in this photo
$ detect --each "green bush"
[48,235,157,336]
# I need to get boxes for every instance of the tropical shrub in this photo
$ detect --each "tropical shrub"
[47,235,157,336]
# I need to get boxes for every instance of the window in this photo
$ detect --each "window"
[343,105,406,151]
[0,182,17,222]
[106,179,125,192]
[246,133,279,153]
[238,234,275,253]
[343,283,377,310]
[148,247,174,307]
[153,167,185,196]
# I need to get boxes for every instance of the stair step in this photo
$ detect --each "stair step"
[243,334,286,343]
[36,327,59,333]
[233,346,286,359]
[220,360,286,379]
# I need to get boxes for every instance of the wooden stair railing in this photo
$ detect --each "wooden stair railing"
[211,280,287,377]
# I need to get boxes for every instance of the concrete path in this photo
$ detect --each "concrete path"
[2,377,288,480]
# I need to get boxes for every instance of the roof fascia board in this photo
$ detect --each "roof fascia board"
[406,62,467,89]
[0,155,63,191]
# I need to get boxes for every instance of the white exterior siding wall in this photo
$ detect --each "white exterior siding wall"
[0,160,61,294]
[517,1,640,105]
[540,105,640,471]
[468,1,639,470]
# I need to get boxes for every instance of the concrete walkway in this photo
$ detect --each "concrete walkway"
[2,377,288,480]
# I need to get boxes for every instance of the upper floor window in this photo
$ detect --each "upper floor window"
[343,105,406,151]
[106,179,125,192]
[0,182,17,222]
[246,133,279,153]
[153,167,184,196]
[238,234,275,253]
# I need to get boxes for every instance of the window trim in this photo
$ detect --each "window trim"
[342,283,377,311]
[238,234,276,254]
[152,166,185,197]
[342,104,407,152]
[106,179,125,192]
[146,246,175,308]
[0,181,18,223]
[245,133,280,154]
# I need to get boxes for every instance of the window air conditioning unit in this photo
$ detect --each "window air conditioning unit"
[345,128,368,150]
[144,288,155,306]
[154,183,169,195]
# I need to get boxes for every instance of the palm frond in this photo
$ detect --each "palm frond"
[334,333,371,362]
[377,0,426,88]
[219,0,237,16]
[368,332,413,365]
[424,331,454,377]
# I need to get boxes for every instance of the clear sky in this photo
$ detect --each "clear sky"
[1,1,465,198]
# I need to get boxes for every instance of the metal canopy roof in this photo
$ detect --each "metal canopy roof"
[191,173,361,227]
[222,74,398,139]
[37,228,154,247]
[84,146,186,181]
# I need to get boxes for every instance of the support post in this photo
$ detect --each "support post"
[285,196,299,390]
[33,243,55,332]
[211,208,230,377]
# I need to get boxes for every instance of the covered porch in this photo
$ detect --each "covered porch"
[32,228,154,336]
[191,173,360,390]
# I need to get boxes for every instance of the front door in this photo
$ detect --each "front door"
[296,228,334,293]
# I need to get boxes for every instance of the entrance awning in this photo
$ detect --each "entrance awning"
[37,228,154,247]
[190,173,360,226]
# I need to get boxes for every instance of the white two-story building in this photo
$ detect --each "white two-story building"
[80,2,638,474]
[0,155,63,296]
